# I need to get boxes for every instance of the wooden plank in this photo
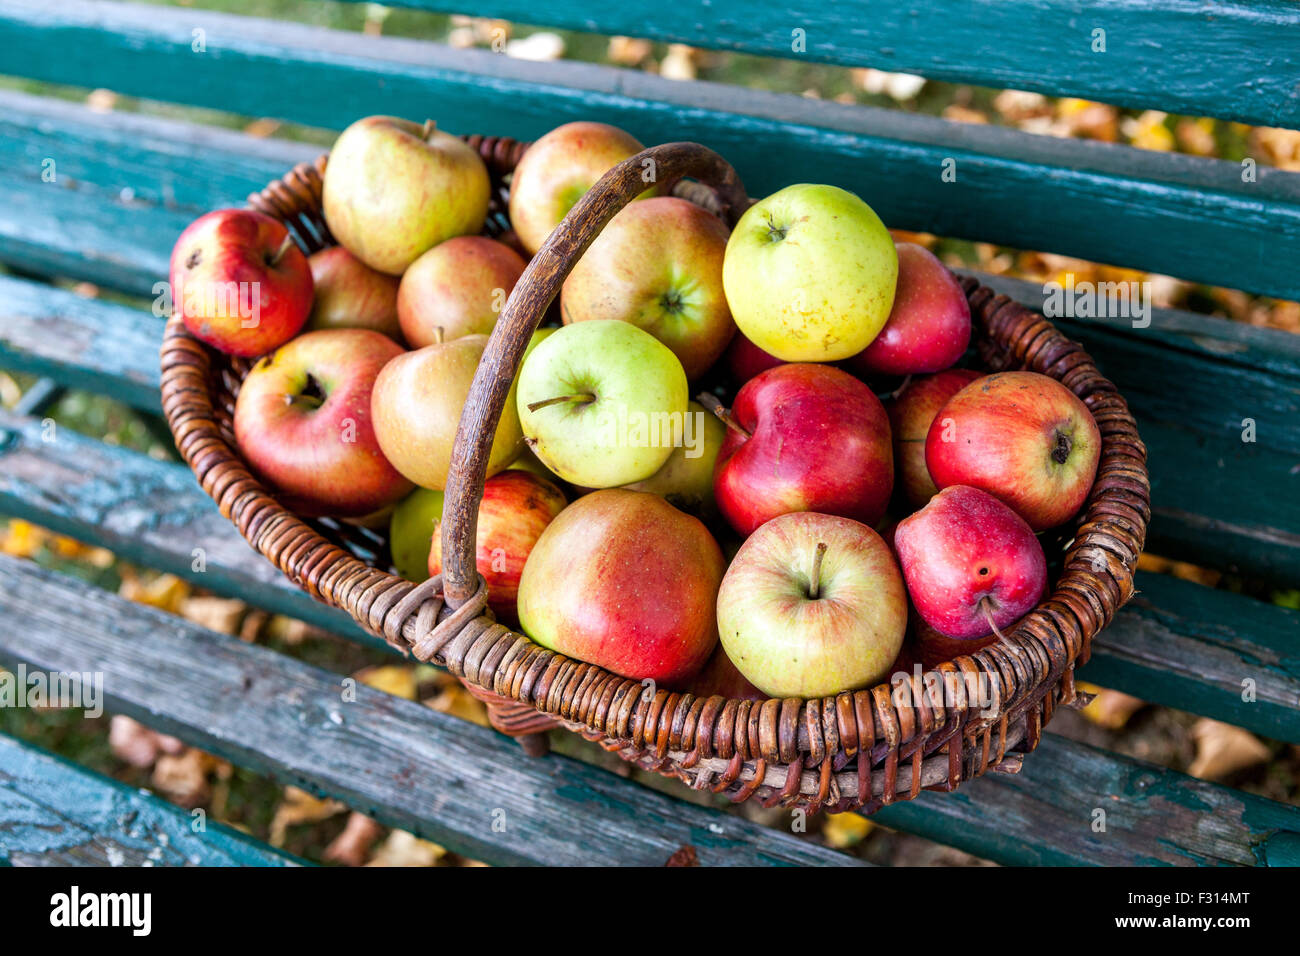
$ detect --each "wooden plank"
[343,0,1300,128]
[1,9,1298,300]
[2,553,1295,867]
[0,553,862,867]
[0,733,301,866]
[1,409,1297,744]
[874,732,1300,866]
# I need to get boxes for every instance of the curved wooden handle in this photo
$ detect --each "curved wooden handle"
[440,142,749,606]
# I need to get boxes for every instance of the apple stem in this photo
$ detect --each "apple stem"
[978,596,1007,642]
[422,119,438,142]
[890,374,914,400]
[808,541,828,599]
[526,393,595,413]
[696,392,751,440]
[433,326,445,345]
[269,233,296,266]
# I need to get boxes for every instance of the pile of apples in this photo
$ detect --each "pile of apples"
[169,114,1102,704]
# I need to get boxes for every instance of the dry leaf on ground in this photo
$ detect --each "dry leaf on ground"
[1188,719,1270,781]
[269,786,348,847]
[108,715,186,769]
[323,812,386,867]
[364,829,446,867]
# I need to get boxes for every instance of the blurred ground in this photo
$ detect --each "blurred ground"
[1,2,1297,866]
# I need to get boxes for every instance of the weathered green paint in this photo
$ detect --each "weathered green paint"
[2,6,1298,299]
[875,733,1300,866]
[0,733,302,866]
[0,553,862,867]
[340,0,1300,128]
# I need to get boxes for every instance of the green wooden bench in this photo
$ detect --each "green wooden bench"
[1,0,1299,866]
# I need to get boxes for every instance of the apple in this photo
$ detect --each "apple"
[925,371,1102,530]
[911,614,1006,669]
[710,364,893,536]
[621,400,725,517]
[716,511,907,698]
[685,644,764,701]
[886,369,983,507]
[516,319,688,487]
[723,332,784,386]
[507,121,660,255]
[389,487,444,582]
[169,208,313,358]
[517,489,724,686]
[721,184,897,362]
[322,116,490,274]
[846,242,971,376]
[371,333,524,490]
[428,469,567,626]
[894,485,1047,640]
[233,329,412,516]
[305,246,402,340]
[398,236,527,348]
[561,196,735,380]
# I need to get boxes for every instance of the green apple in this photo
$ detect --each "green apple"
[622,400,725,517]
[389,487,444,581]
[323,116,490,275]
[560,196,735,380]
[722,183,897,362]
[516,320,688,487]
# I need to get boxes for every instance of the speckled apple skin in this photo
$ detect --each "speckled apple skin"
[894,485,1047,640]
[398,236,526,347]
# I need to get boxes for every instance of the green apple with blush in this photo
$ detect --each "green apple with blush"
[388,487,444,582]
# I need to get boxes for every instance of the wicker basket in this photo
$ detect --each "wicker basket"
[159,137,1150,812]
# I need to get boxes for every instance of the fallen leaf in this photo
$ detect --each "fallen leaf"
[355,664,419,701]
[1188,718,1270,781]
[109,715,186,769]
[424,684,490,726]
[1075,683,1145,730]
[119,572,190,614]
[660,44,698,81]
[179,596,247,635]
[365,829,446,867]
[269,787,347,847]
[607,36,652,66]
[822,812,874,848]
[152,749,226,808]
[323,812,386,867]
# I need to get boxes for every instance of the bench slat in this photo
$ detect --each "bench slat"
[1,9,1298,300]
[0,732,301,866]
[0,553,862,867]
[340,0,1300,129]
[1,408,1297,746]
[2,552,1295,867]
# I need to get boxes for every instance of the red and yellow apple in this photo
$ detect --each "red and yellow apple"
[428,469,567,625]
[371,334,524,490]
[517,489,724,686]
[507,121,659,255]
[233,329,412,516]
[305,246,402,340]
[723,332,784,386]
[397,236,527,348]
[925,371,1101,530]
[561,196,735,380]
[323,116,490,274]
[712,364,894,536]
[887,368,983,507]
[169,208,313,357]
[716,511,908,698]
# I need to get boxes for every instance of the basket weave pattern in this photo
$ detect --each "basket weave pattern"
[160,138,1149,812]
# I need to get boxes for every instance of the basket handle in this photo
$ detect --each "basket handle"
[440,141,749,606]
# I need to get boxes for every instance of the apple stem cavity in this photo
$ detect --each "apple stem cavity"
[978,595,1008,642]
[1052,429,1073,465]
[807,541,828,599]
[526,393,596,413]
[696,392,751,440]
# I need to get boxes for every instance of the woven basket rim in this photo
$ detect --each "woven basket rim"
[159,136,1150,813]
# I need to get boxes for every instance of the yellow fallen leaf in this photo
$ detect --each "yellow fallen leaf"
[119,572,190,614]
[425,685,490,727]
[823,812,874,848]
[1076,683,1145,730]
[364,829,446,867]
[1188,719,1270,781]
[269,787,347,847]
[1124,110,1175,152]
[355,664,419,701]
[0,519,39,558]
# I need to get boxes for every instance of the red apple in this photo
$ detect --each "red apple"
[233,329,413,516]
[516,489,724,686]
[711,364,893,536]
[398,236,527,348]
[169,208,313,357]
[886,369,983,507]
[894,485,1047,640]
[716,511,908,698]
[305,246,402,340]
[507,121,662,255]
[925,371,1101,530]
[684,644,764,701]
[911,614,1006,669]
[845,242,971,376]
[722,331,784,386]
[561,196,736,380]
[428,469,566,626]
